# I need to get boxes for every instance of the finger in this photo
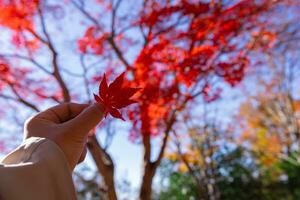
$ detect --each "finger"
[63,103,105,136]
[35,103,89,123]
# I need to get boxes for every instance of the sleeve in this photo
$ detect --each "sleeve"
[0,137,77,200]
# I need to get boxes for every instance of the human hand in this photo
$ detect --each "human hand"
[24,103,104,170]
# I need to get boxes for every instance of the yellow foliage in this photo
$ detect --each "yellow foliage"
[165,152,178,161]
[238,87,300,167]
[178,163,188,173]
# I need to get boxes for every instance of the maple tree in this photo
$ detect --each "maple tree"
[0,0,294,199]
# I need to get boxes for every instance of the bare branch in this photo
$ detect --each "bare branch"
[37,5,71,102]
[87,135,117,200]
[153,110,176,167]
[107,37,132,69]
[72,0,132,70]
[71,0,102,28]
[108,0,132,69]
[0,53,51,74]
[111,0,122,37]
[60,67,83,77]
[79,55,92,102]
[27,28,48,45]
[2,85,40,112]
[103,121,116,150]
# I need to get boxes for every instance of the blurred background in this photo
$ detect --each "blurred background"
[0,0,300,199]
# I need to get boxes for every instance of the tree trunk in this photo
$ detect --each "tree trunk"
[139,132,157,200]
[139,162,155,200]
[87,135,117,200]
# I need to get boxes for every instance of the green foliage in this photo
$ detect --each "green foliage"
[156,172,199,200]
[153,161,199,200]
[156,149,300,200]
[217,148,288,200]
[277,154,300,199]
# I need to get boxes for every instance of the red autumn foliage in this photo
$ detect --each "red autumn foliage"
[0,0,284,139]
[78,26,109,55]
[0,0,39,50]
[122,0,278,138]
[0,0,38,31]
[0,61,9,90]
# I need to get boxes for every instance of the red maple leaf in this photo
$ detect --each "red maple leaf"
[94,72,140,121]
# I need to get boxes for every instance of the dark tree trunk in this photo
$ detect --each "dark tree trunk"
[87,135,117,200]
[139,162,155,200]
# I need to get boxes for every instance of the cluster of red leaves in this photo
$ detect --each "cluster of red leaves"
[11,33,39,50]
[139,0,209,26]
[0,61,10,90]
[125,0,277,137]
[78,26,109,55]
[136,0,273,84]
[73,0,281,139]
[94,73,140,121]
[216,57,250,86]
[0,0,38,30]
[203,84,222,103]
[0,58,61,102]
[0,62,9,74]
[251,30,277,50]
[0,0,40,50]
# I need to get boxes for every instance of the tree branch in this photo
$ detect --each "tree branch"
[87,135,117,200]
[79,55,92,102]
[72,0,132,70]
[153,110,177,168]
[142,132,151,163]
[107,36,132,69]
[4,85,40,112]
[37,5,71,102]
[0,53,51,75]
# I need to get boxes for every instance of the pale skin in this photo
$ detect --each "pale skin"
[24,103,105,170]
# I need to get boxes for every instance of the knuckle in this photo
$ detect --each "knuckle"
[24,116,36,129]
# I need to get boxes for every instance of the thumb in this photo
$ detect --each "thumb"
[63,103,105,137]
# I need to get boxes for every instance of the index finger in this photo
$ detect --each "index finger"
[35,103,89,124]
[63,103,105,136]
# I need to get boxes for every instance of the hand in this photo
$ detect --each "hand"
[24,103,104,170]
